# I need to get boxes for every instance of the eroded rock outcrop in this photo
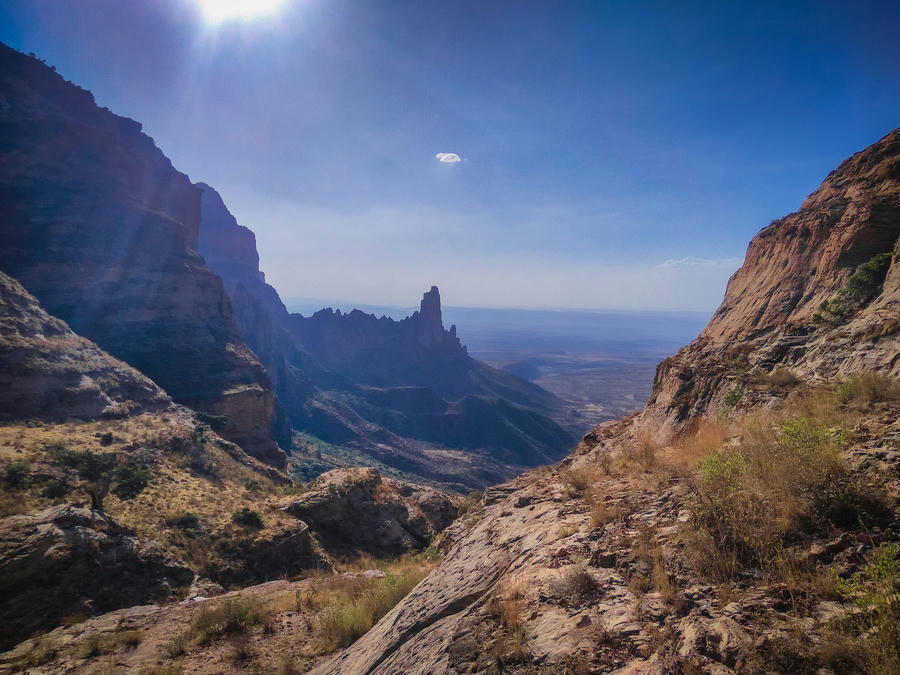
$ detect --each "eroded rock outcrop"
[0,271,172,420]
[0,504,193,650]
[644,128,900,432]
[0,43,284,466]
[282,467,457,556]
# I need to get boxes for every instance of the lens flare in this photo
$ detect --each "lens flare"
[196,0,286,23]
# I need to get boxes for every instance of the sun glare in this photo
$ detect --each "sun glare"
[196,0,286,23]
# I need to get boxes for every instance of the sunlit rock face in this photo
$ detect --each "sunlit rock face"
[0,43,284,466]
[643,128,900,433]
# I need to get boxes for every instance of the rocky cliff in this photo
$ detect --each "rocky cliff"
[196,183,574,488]
[644,128,900,432]
[0,271,172,421]
[0,44,284,466]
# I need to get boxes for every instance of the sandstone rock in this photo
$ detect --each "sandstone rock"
[209,519,327,586]
[0,271,172,421]
[0,504,192,650]
[643,129,900,433]
[282,468,456,556]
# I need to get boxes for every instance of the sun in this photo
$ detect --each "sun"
[196,0,287,23]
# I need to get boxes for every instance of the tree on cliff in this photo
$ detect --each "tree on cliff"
[50,445,151,512]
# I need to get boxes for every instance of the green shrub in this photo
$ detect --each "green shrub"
[40,479,70,499]
[196,412,229,432]
[813,253,893,327]
[112,462,151,501]
[826,544,900,674]
[844,253,893,302]
[3,460,30,487]
[166,512,201,531]
[232,507,263,528]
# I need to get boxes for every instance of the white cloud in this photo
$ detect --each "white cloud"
[435,152,461,164]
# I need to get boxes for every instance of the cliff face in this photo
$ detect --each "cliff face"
[643,128,900,431]
[0,271,172,421]
[0,44,284,466]
[195,184,574,487]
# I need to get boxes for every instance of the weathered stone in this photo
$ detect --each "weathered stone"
[282,468,456,557]
[0,505,192,650]
[0,271,172,421]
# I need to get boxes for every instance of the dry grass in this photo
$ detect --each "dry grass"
[758,367,802,388]
[678,377,892,582]
[562,464,603,494]
[557,523,579,538]
[192,597,271,645]
[630,528,680,604]
[625,428,661,471]
[833,372,900,409]
[549,562,597,604]
[0,413,301,580]
[301,557,434,653]
[585,488,622,529]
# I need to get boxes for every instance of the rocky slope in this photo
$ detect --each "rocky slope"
[0,43,284,466]
[310,130,900,675]
[0,504,193,650]
[0,271,172,421]
[644,128,900,433]
[197,182,575,489]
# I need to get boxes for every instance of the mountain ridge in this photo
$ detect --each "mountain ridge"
[196,181,576,489]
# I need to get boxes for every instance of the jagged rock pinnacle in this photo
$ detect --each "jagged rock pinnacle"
[418,286,443,347]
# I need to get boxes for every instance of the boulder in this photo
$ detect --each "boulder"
[0,504,192,650]
[282,468,456,556]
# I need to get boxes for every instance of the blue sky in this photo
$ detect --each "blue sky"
[1,1,897,310]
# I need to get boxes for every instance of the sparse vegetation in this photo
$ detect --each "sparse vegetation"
[192,597,270,645]
[681,378,892,582]
[3,459,30,487]
[759,367,802,388]
[833,372,900,408]
[824,543,900,675]
[18,636,59,668]
[232,506,263,528]
[455,489,484,518]
[195,412,229,432]
[49,446,151,511]
[563,464,603,493]
[813,252,893,327]
[307,561,432,651]
[549,561,597,603]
